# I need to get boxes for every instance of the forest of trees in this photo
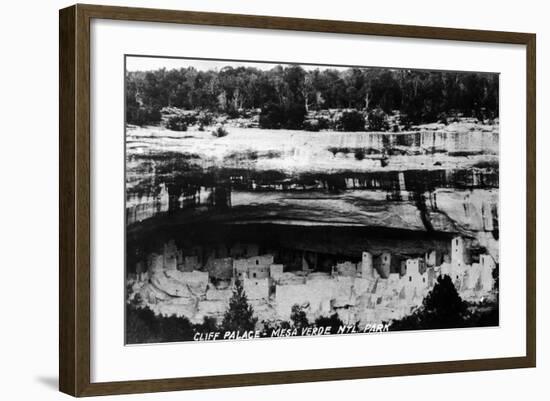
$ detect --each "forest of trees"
[126,64,499,129]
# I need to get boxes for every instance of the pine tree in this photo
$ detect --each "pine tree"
[421,275,468,326]
[290,304,309,330]
[390,275,469,331]
[222,280,258,332]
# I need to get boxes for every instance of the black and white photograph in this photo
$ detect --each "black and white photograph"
[124,56,500,344]
[1,0,544,398]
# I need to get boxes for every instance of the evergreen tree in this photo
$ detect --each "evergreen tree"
[222,280,258,332]
[314,313,344,334]
[290,304,309,330]
[390,275,469,331]
[125,303,196,344]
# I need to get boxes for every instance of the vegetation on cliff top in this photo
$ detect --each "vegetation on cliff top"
[126,65,498,128]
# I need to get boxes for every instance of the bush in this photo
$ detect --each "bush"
[198,112,214,127]
[318,117,331,130]
[262,150,282,159]
[437,112,449,125]
[224,149,258,162]
[285,104,307,129]
[327,147,351,156]
[194,316,219,333]
[226,106,241,119]
[303,119,320,132]
[303,117,331,132]
[354,148,366,160]
[367,108,390,131]
[125,303,196,344]
[314,313,344,334]
[400,114,415,130]
[337,110,366,131]
[211,125,229,138]
[259,102,307,130]
[165,115,188,131]
[290,304,309,330]
[259,103,284,129]
[126,106,162,126]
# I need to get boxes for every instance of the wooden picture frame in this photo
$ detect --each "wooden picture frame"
[59,3,536,397]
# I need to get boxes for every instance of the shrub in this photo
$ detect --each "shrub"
[198,112,214,127]
[125,303,196,344]
[327,147,351,156]
[259,102,306,130]
[354,148,366,160]
[259,103,284,129]
[303,119,320,132]
[303,117,330,131]
[314,313,344,334]
[318,117,331,130]
[126,106,162,126]
[262,320,291,337]
[337,110,366,131]
[226,106,241,119]
[194,316,219,333]
[177,112,198,125]
[224,149,257,162]
[165,115,188,131]
[367,108,390,131]
[290,304,309,330]
[211,125,229,138]
[262,150,282,159]
[437,112,449,124]
[400,114,415,130]
[285,104,307,129]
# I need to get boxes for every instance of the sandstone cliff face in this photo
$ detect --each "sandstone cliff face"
[125,125,500,268]
[427,189,499,261]
[134,270,226,324]
[126,121,498,175]
[126,119,499,331]
[429,189,497,232]
[127,187,498,245]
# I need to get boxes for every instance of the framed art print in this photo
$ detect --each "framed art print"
[59,4,536,397]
